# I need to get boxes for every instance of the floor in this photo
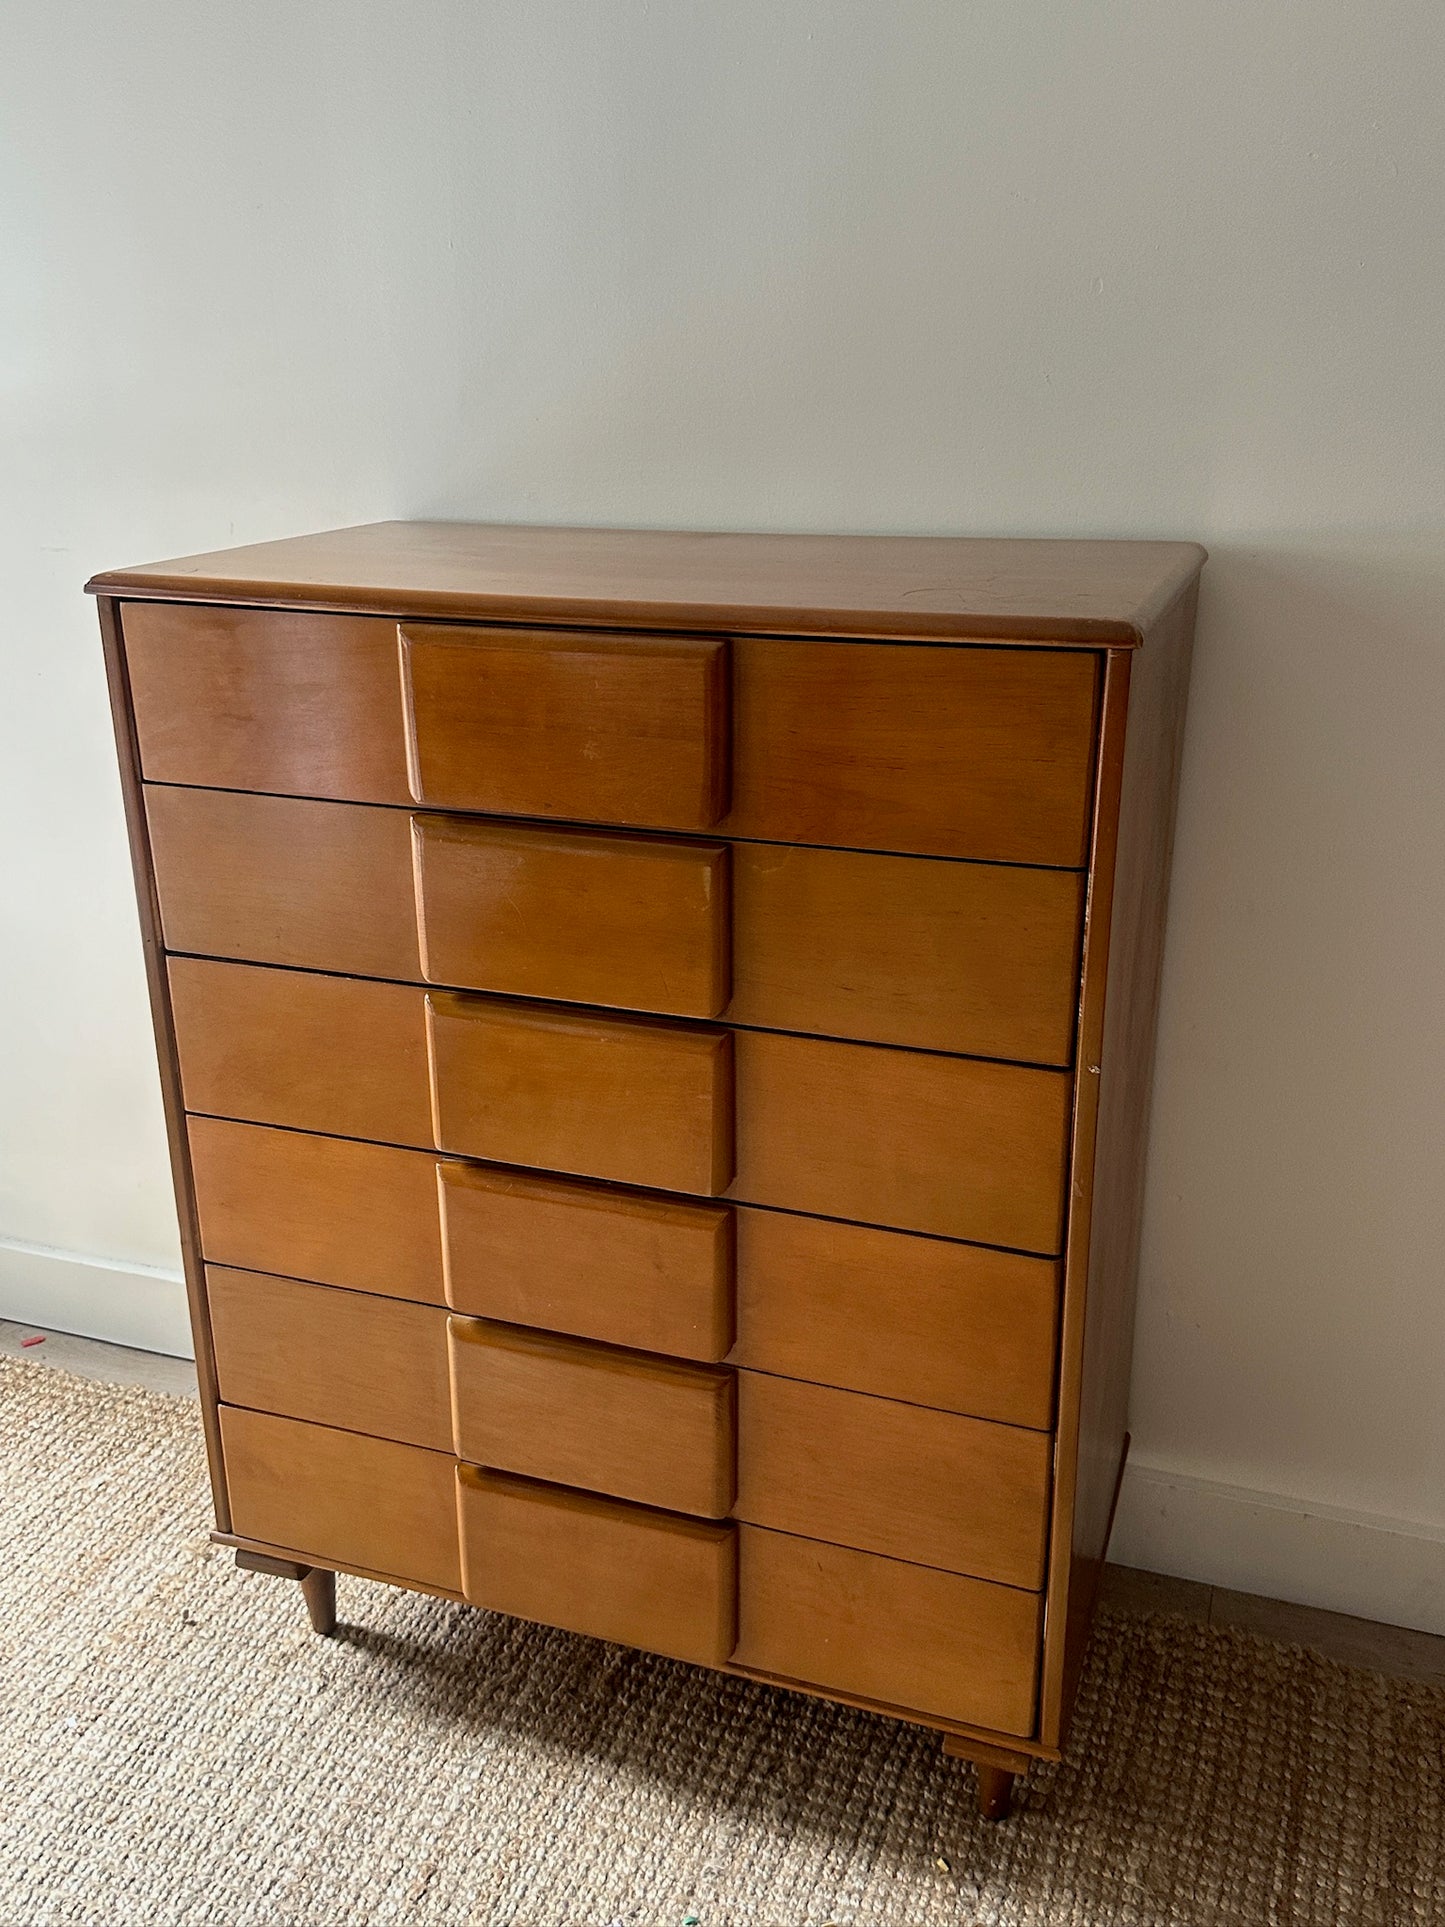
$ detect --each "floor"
[7,1316,1444,1690]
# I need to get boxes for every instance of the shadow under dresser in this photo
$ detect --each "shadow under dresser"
[90,521,1204,1820]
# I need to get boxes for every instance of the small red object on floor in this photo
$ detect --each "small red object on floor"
[20,1335,46,1348]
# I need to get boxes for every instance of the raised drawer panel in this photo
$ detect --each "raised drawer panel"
[189,1116,446,1304]
[147,788,1083,1064]
[457,1466,737,1668]
[450,1320,734,1517]
[735,1527,1040,1736]
[440,1163,733,1361]
[426,992,734,1196]
[401,624,729,828]
[413,815,730,1018]
[221,1406,460,1594]
[735,1373,1051,1590]
[123,606,1099,866]
[734,1211,1057,1429]
[209,1268,450,1450]
[170,962,1069,1250]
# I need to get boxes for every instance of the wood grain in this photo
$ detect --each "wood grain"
[730,1031,1072,1251]
[400,623,729,828]
[426,992,735,1195]
[440,1162,733,1360]
[91,522,1206,646]
[456,1465,737,1667]
[209,1267,451,1449]
[123,602,411,801]
[189,1116,446,1304]
[1039,580,1200,1749]
[449,1318,735,1517]
[413,814,730,1018]
[735,1373,1051,1589]
[146,786,1080,1060]
[733,1208,1057,1428]
[220,1406,460,1593]
[734,1527,1040,1736]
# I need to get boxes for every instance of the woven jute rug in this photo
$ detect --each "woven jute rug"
[2,1356,1441,1926]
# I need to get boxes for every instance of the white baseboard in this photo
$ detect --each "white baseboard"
[0,1236,192,1359]
[1113,1454,1445,1638]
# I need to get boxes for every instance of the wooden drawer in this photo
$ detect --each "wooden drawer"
[426,992,734,1196]
[449,1319,734,1517]
[209,1268,450,1450]
[457,1466,737,1667]
[734,1210,1056,1428]
[413,815,729,1019]
[735,1373,1051,1589]
[148,787,1083,1064]
[171,962,1069,1249]
[220,1406,460,1593]
[440,1163,732,1361]
[401,624,729,828]
[189,1116,446,1304]
[735,1527,1040,1736]
[125,605,1098,865]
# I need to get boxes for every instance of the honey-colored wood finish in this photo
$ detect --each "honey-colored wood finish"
[730,1031,1071,1252]
[209,1267,451,1450]
[426,992,735,1195]
[734,1527,1041,1736]
[733,1211,1057,1428]
[401,624,730,829]
[92,522,1204,645]
[124,602,411,801]
[146,785,1081,1060]
[171,957,432,1147]
[735,1373,1051,1589]
[456,1465,737,1668]
[167,961,1069,1248]
[725,842,1083,1063]
[449,1319,735,1517]
[413,815,730,1018]
[220,1407,460,1593]
[189,1116,445,1304]
[440,1163,733,1360]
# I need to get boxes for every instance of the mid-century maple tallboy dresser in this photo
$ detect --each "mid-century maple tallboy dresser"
[91,523,1202,1819]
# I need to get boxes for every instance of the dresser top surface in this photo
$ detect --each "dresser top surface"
[89,520,1204,646]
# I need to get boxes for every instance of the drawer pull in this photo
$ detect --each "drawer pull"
[412,815,730,1018]
[439,1163,733,1360]
[457,1466,738,1668]
[426,992,734,1195]
[399,624,729,828]
[449,1318,734,1517]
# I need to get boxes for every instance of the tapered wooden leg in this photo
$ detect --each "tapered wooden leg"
[974,1764,1015,1822]
[300,1566,337,1636]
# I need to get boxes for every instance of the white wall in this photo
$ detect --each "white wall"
[4,3,1443,1627]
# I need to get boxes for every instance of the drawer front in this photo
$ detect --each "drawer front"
[171,962,1067,1248]
[401,624,729,828]
[209,1268,451,1450]
[149,787,1083,1064]
[735,1373,1051,1589]
[125,607,1098,866]
[413,815,729,1019]
[221,1406,460,1593]
[426,992,733,1195]
[735,1527,1040,1736]
[457,1465,737,1667]
[440,1163,733,1361]
[189,1116,446,1304]
[734,1210,1057,1428]
[450,1320,734,1517]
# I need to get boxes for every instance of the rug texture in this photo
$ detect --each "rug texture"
[2,1355,1442,1926]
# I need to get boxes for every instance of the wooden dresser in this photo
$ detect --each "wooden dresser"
[90,523,1202,1819]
